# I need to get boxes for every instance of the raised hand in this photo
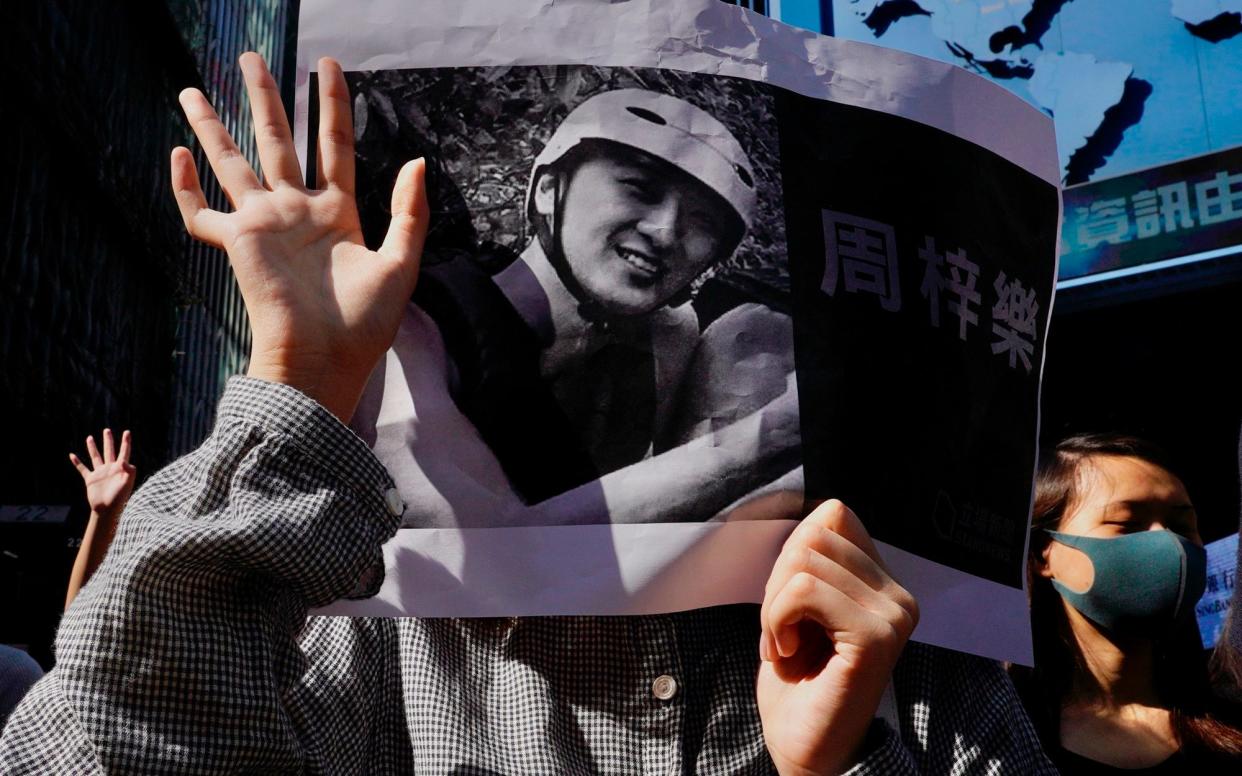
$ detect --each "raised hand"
[69,429,136,516]
[171,53,428,422]
[66,429,137,609]
[756,500,919,775]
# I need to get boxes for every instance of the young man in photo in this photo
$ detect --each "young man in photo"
[360,86,803,528]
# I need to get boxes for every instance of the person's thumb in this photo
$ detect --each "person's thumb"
[378,157,429,295]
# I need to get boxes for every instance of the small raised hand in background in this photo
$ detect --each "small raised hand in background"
[65,429,135,610]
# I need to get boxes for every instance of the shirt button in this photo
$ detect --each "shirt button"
[651,674,678,701]
[383,488,404,517]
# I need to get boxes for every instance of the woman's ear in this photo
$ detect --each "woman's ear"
[1036,534,1056,579]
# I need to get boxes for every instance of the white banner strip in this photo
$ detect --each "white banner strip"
[315,522,1034,665]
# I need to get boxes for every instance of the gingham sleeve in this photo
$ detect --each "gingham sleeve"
[0,377,402,774]
[888,642,1057,774]
[838,642,1055,775]
[841,720,919,774]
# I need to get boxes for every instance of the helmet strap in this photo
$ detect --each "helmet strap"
[536,169,614,328]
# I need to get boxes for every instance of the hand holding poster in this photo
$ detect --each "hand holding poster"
[297,0,1060,664]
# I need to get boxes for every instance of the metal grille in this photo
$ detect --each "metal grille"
[166,0,294,456]
[721,0,769,15]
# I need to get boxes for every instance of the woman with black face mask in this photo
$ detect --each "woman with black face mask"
[1010,433,1242,773]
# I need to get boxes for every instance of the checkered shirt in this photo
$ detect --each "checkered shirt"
[0,378,1055,774]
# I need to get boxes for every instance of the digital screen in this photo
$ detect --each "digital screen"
[826,0,1242,286]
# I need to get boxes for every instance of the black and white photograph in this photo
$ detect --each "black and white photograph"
[320,65,803,529]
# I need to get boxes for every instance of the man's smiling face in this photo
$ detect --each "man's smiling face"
[536,146,738,316]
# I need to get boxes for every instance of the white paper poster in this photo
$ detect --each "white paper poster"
[296,0,1060,664]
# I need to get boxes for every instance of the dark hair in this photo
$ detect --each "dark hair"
[1011,432,1242,759]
